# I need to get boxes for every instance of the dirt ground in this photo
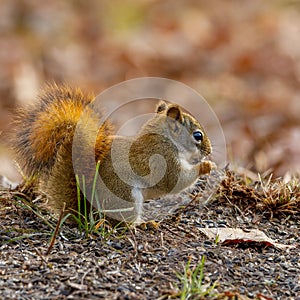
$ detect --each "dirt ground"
[1,170,299,300]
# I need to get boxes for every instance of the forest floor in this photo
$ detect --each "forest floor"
[0,169,299,300]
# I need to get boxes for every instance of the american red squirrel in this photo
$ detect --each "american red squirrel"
[13,84,212,224]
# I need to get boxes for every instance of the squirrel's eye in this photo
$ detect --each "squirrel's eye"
[193,131,203,143]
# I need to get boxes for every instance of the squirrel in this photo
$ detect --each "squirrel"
[13,84,213,224]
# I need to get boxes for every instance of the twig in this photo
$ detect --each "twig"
[45,202,66,255]
[173,193,199,216]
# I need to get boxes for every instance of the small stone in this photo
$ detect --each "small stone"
[203,240,213,246]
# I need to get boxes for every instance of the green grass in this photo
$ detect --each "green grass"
[15,196,55,230]
[68,161,106,236]
[66,161,125,238]
[175,256,217,299]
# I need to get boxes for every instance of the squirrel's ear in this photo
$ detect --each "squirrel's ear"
[156,100,168,113]
[166,105,184,124]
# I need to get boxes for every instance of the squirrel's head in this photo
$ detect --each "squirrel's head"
[155,100,212,164]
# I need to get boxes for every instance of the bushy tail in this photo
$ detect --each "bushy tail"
[13,84,112,177]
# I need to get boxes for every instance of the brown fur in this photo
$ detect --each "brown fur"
[13,87,212,223]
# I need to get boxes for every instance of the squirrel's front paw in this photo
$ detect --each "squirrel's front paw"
[199,161,216,176]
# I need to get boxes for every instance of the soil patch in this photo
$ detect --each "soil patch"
[0,171,299,299]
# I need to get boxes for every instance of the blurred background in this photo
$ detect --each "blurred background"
[0,0,299,182]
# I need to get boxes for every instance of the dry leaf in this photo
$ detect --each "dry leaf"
[199,227,295,250]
